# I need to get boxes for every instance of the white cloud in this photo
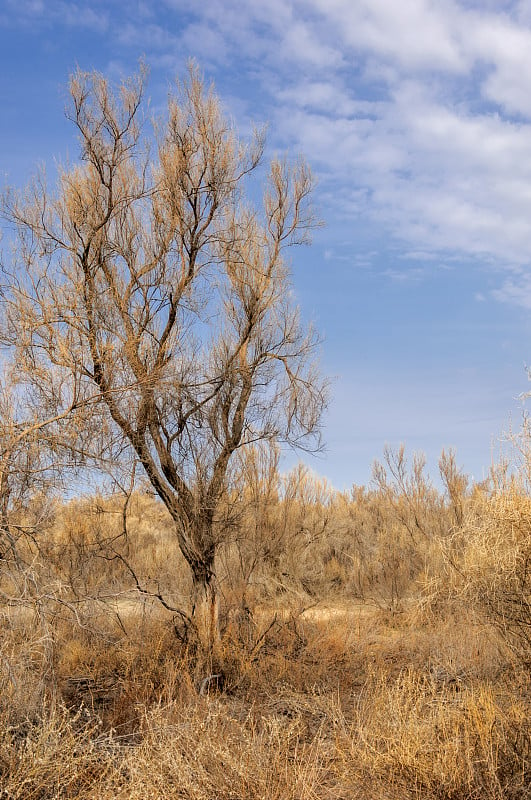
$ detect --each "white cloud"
[12,0,531,293]
[493,276,531,309]
[383,266,427,281]
[1,0,109,30]
[467,13,531,116]
[241,3,531,271]
[309,0,468,72]
[274,75,531,264]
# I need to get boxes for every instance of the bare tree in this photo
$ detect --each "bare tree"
[1,65,326,649]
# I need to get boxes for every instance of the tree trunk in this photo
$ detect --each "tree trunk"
[190,557,220,658]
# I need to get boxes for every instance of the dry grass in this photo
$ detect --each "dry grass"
[336,668,530,799]
[0,595,529,799]
[1,452,531,798]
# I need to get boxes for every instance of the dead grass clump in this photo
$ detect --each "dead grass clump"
[0,706,115,800]
[117,697,330,800]
[0,610,59,727]
[56,615,197,735]
[336,667,530,800]
[222,609,369,701]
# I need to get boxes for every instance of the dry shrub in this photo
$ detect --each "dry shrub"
[336,667,530,800]
[458,488,531,668]
[55,612,197,735]
[115,698,329,800]
[0,706,115,800]
[44,492,189,603]
[0,601,61,729]
[7,442,470,631]
[0,696,330,800]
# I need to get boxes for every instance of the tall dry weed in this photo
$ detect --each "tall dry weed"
[456,488,531,669]
[336,667,530,799]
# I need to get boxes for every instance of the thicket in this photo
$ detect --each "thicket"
[0,442,530,799]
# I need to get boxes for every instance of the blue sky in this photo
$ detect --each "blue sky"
[2,0,531,488]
